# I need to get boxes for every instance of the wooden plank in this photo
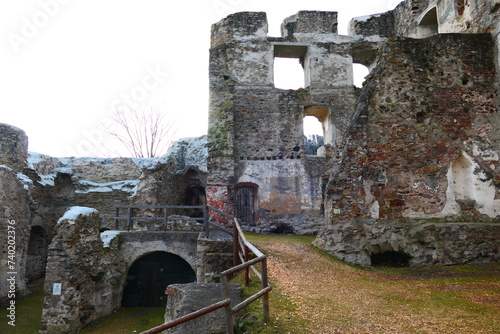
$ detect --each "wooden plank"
[221,256,266,277]
[139,298,231,334]
[231,286,272,314]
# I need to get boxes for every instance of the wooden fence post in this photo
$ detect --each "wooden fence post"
[233,221,239,267]
[220,275,234,334]
[244,245,250,285]
[261,257,270,322]
[115,207,119,229]
[127,207,132,230]
[204,205,209,237]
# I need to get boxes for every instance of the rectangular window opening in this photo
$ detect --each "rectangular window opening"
[273,43,308,90]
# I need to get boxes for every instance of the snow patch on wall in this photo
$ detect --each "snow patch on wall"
[58,206,98,223]
[100,230,121,247]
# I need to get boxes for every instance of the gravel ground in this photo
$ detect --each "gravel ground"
[257,241,500,334]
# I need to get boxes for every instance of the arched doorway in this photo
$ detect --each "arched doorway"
[121,251,196,307]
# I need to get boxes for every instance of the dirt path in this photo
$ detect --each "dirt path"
[256,241,500,334]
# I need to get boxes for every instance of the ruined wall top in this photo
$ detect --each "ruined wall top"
[210,10,340,48]
[0,123,28,171]
[210,12,268,48]
[281,11,338,38]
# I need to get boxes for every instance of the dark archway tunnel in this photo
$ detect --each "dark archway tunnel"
[121,251,196,307]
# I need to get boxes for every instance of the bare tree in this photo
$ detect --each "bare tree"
[105,104,177,158]
[91,105,176,158]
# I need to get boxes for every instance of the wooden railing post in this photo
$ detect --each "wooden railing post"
[232,220,239,267]
[163,206,168,231]
[115,207,119,229]
[220,275,234,334]
[127,207,132,230]
[244,245,250,285]
[261,257,270,322]
[203,205,209,237]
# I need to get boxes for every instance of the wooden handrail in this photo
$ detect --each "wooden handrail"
[139,298,231,334]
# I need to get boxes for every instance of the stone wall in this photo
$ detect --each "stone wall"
[315,33,499,265]
[0,166,31,304]
[0,124,28,171]
[40,208,125,334]
[40,206,233,333]
[0,124,31,304]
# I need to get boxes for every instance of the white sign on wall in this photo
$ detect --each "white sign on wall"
[52,283,62,295]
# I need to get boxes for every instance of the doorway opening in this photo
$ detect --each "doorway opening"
[121,252,196,307]
[233,183,258,224]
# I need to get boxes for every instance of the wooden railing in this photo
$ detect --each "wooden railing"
[137,205,271,334]
[112,205,209,234]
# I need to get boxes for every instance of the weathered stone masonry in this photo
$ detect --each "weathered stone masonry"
[207,11,368,233]
[314,0,500,266]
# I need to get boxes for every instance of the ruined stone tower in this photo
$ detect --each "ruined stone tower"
[207,11,365,232]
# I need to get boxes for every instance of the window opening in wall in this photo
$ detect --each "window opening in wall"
[353,63,369,88]
[274,57,305,89]
[417,7,438,38]
[233,183,258,224]
[303,116,324,155]
[303,105,329,156]
[273,43,308,90]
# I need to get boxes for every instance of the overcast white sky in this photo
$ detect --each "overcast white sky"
[0,0,401,157]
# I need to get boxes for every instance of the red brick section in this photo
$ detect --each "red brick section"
[327,33,498,222]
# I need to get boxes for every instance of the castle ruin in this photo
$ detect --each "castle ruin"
[0,0,499,332]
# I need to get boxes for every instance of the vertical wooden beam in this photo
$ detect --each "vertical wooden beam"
[127,207,132,231]
[232,221,239,267]
[244,245,250,285]
[261,257,270,322]
[115,207,119,229]
[163,206,168,231]
[220,275,234,334]
[204,205,209,237]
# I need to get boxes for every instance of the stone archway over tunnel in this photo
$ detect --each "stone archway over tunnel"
[121,251,196,307]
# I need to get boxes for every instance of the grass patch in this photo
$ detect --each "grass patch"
[79,307,165,334]
[0,280,44,334]
[231,272,310,334]
[245,232,315,245]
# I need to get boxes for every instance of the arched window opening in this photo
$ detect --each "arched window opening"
[233,183,258,224]
[353,63,369,88]
[303,105,330,155]
[371,251,411,267]
[451,154,475,201]
[417,7,439,38]
[121,252,196,307]
[303,116,324,155]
